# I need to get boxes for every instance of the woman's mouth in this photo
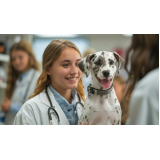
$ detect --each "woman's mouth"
[65,77,78,82]
[96,76,112,89]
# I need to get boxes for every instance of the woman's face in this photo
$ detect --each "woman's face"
[48,47,82,92]
[11,50,30,73]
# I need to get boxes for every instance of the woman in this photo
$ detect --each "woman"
[125,34,159,125]
[0,40,40,125]
[14,39,85,125]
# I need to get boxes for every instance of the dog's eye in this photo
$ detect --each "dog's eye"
[109,60,114,65]
[95,59,101,66]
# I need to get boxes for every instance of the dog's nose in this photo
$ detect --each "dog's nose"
[102,70,110,78]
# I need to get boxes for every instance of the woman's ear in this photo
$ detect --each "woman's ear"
[46,68,51,75]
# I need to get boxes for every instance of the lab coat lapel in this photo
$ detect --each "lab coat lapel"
[40,86,70,125]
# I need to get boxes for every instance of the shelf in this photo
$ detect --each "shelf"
[0,54,9,62]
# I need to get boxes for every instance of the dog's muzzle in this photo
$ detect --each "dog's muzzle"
[102,70,110,78]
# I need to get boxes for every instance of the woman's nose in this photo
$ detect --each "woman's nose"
[13,58,20,65]
[70,65,78,74]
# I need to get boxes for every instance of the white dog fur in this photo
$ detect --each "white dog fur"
[78,51,125,125]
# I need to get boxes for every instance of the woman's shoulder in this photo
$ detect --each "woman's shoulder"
[132,68,159,104]
[136,68,159,90]
[14,90,47,125]
[32,68,41,76]
[20,95,40,110]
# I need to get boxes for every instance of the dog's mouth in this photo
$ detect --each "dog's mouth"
[96,76,112,89]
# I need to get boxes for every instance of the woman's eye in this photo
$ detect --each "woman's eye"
[95,59,101,66]
[63,64,69,67]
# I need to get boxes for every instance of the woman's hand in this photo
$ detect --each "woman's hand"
[0,97,11,113]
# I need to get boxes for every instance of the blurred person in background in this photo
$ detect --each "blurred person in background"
[113,75,129,125]
[125,34,159,125]
[82,48,96,96]
[0,40,40,125]
[13,39,86,125]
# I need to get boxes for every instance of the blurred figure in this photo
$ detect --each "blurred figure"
[113,75,129,125]
[0,40,40,125]
[82,48,96,96]
[125,34,159,125]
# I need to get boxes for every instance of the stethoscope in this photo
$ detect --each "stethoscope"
[46,87,84,125]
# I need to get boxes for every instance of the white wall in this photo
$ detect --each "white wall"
[79,34,132,53]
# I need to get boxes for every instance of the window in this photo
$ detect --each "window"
[32,37,89,63]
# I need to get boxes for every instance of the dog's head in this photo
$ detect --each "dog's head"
[78,51,125,89]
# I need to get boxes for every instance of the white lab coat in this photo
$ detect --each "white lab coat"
[126,68,159,125]
[5,68,40,125]
[13,86,84,125]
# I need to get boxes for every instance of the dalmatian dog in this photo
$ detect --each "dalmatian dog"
[78,51,125,125]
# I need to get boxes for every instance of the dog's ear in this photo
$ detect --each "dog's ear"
[113,52,125,72]
[78,54,96,77]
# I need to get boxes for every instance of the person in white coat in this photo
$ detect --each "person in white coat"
[14,39,86,125]
[0,40,40,125]
[124,34,159,125]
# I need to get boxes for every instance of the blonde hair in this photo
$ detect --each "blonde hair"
[5,40,40,98]
[29,39,85,101]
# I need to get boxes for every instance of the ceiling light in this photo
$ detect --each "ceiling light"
[35,34,78,38]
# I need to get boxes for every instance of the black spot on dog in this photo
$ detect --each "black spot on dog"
[101,51,105,55]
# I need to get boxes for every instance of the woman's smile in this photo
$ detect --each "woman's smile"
[65,77,79,83]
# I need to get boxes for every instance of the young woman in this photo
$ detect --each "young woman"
[125,34,159,125]
[13,39,85,125]
[0,40,40,125]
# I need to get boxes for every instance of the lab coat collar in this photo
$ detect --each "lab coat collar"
[39,86,84,125]
[40,86,70,125]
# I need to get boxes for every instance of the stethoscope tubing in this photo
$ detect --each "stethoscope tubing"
[46,87,83,125]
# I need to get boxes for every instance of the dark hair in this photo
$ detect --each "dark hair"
[125,34,159,96]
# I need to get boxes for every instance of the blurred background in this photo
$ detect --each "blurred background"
[0,33,159,126]
[0,34,132,100]
[0,34,133,125]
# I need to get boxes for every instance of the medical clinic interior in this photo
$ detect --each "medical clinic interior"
[0,34,159,125]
